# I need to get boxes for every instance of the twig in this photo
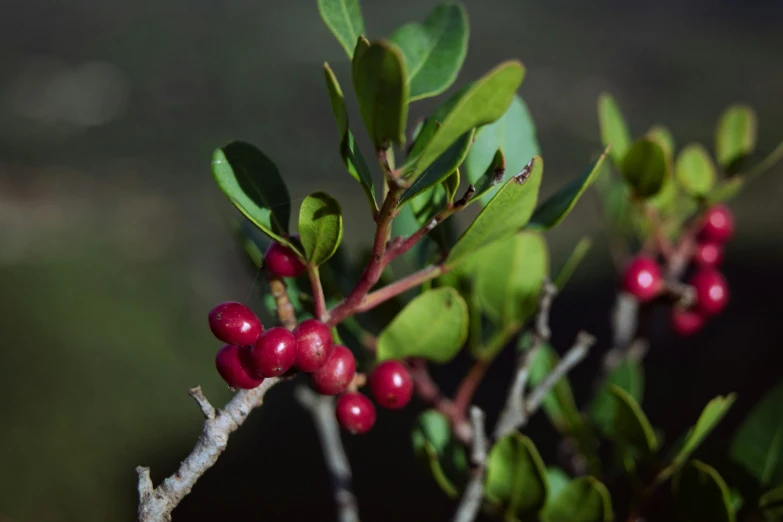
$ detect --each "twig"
[307,267,328,323]
[492,355,530,440]
[354,265,444,313]
[601,292,639,374]
[136,379,280,522]
[295,386,360,522]
[268,275,297,331]
[452,407,488,522]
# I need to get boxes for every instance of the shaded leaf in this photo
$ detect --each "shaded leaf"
[607,385,658,457]
[676,143,716,197]
[554,237,592,289]
[589,359,644,435]
[598,93,632,168]
[412,410,468,497]
[298,192,343,266]
[352,40,409,148]
[716,104,757,173]
[317,0,366,58]
[401,129,474,204]
[485,433,549,520]
[377,288,468,363]
[673,460,734,522]
[541,476,613,522]
[390,3,469,101]
[672,394,737,468]
[212,141,291,244]
[730,381,783,486]
[647,124,675,160]
[471,148,506,202]
[443,168,460,204]
[621,138,667,198]
[760,485,783,520]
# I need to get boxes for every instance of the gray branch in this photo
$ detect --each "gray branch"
[295,386,360,522]
[452,407,488,522]
[136,378,280,522]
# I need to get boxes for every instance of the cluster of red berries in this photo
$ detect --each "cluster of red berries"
[622,205,733,336]
[207,240,414,434]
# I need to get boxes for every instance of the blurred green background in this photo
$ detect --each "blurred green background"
[1,1,782,521]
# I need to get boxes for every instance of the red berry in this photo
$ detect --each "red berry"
[671,308,706,336]
[312,345,356,395]
[215,344,264,389]
[264,241,306,278]
[335,392,376,434]
[293,319,334,372]
[698,205,734,244]
[690,269,729,317]
[208,301,262,346]
[622,255,662,302]
[694,242,723,267]
[370,360,414,409]
[249,327,297,377]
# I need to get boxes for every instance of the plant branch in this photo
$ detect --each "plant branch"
[268,275,297,331]
[452,407,488,522]
[307,266,328,323]
[136,379,281,522]
[354,265,444,313]
[409,359,471,444]
[294,386,360,522]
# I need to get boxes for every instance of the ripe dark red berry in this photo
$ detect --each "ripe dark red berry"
[622,255,662,302]
[690,269,729,317]
[698,205,734,244]
[293,319,334,372]
[370,360,414,409]
[264,241,307,278]
[335,392,376,434]
[208,301,262,346]
[249,326,297,377]
[311,345,356,395]
[215,344,264,389]
[671,308,705,336]
[694,242,723,267]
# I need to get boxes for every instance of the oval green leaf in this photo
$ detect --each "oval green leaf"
[212,141,291,243]
[446,156,543,266]
[598,93,632,168]
[647,124,675,160]
[442,167,460,204]
[464,95,540,204]
[400,129,474,204]
[528,147,609,229]
[541,476,613,522]
[377,287,468,363]
[298,192,343,267]
[607,385,658,457]
[352,40,409,148]
[621,138,667,198]
[485,433,549,520]
[317,0,366,58]
[673,460,734,522]
[672,393,737,468]
[730,381,783,486]
[676,143,716,197]
[412,410,468,498]
[390,3,468,101]
[545,467,571,502]
[589,359,644,435]
[716,104,757,173]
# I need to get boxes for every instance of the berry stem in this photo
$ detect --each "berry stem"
[307,266,328,322]
[268,275,297,331]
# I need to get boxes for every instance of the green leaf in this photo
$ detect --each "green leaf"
[545,467,571,502]
[672,394,737,468]
[212,141,291,243]
[323,63,377,211]
[317,0,365,58]
[760,485,783,520]
[377,288,468,363]
[598,93,632,168]
[405,61,526,180]
[589,359,644,434]
[390,3,468,101]
[729,488,744,514]
[400,129,474,204]
[443,168,460,204]
[647,124,675,160]
[352,40,409,148]
[485,433,549,520]
[673,460,735,522]
[621,138,667,198]
[298,192,343,267]
[676,143,716,197]
[554,237,592,290]
[528,148,609,229]
[716,104,757,172]
[475,232,548,331]
[527,343,582,434]
[730,381,783,486]
[541,476,613,522]
[412,410,468,497]
[464,95,540,204]
[607,385,658,457]
[471,149,506,202]
[446,156,543,266]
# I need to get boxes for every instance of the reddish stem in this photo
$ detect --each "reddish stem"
[453,360,490,419]
[307,266,328,322]
[354,265,444,313]
[409,358,471,444]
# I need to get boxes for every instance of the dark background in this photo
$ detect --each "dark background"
[1,0,782,521]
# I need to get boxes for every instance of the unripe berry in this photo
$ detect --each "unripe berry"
[249,326,297,377]
[311,345,356,395]
[215,344,264,389]
[208,301,262,346]
[698,205,734,244]
[370,360,414,409]
[293,319,334,372]
[671,308,705,336]
[622,255,662,302]
[264,241,306,278]
[335,392,376,434]
[690,269,729,317]
[694,242,723,267]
